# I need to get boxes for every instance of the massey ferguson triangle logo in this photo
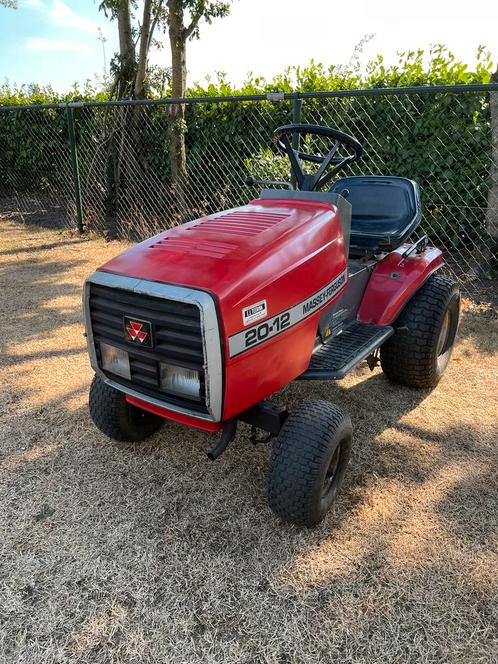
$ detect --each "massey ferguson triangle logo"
[127,321,148,342]
[124,316,153,347]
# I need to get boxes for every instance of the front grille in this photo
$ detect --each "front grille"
[88,283,208,414]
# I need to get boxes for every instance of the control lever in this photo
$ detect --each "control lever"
[244,175,293,190]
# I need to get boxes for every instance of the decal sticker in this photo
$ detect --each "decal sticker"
[242,300,267,326]
[229,269,347,358]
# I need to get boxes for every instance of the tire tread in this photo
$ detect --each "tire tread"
[267,400,352,527]
[380,273,460,388]
[89,375,163,441]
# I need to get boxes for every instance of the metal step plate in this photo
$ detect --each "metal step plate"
[299,321,394,380]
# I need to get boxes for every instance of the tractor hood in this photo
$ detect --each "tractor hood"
[97,196,349,392]
[99,197,345,310]
[91,195,349,421]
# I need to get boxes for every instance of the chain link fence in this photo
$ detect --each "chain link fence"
[1,85,497,297]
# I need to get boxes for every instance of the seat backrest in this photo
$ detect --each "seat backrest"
[329,176,421,253]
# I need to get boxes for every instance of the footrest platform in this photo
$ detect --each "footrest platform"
[299,322,394,380]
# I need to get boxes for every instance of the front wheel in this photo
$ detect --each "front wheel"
[380,273,460,389]
[89,375,164,442]
[267,400,352,527]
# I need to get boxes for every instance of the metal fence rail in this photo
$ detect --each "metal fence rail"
[1,84,497,296]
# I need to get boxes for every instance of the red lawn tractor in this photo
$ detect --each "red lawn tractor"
[84,124,460,526]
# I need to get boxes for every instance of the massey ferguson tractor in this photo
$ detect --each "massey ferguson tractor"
[84,124,460,527]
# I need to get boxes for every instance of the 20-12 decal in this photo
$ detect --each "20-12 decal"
[244,312,290,348]
[228,269,347,358]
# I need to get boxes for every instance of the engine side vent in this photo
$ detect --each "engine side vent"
[194,209,289,236]
[150,237,237,258]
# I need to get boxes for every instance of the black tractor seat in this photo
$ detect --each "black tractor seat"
[329,176,422,256]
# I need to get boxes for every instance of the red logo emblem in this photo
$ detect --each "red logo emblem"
[127,321,148,343]
[124,316,153,347]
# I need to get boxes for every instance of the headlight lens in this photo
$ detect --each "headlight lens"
[159,363,201,401]
[100,342,131,380]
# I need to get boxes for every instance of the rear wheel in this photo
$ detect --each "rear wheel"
[267,400,352,527]
[89,375,164,442]
[380,273,460,388]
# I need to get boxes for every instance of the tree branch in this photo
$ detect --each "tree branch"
[147,0,164,52]
[184,1,204,40]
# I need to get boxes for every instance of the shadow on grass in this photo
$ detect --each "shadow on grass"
[1,220,496,660]
[1,367,496,661]
[0,196,73,231]
[0,254,85,346]
[0,237,88,257]
[3,347,86,369]
[455,306,498,356]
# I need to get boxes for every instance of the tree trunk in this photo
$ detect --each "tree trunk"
[167,0,188,216]
[116,0,136,97]
[103,3,136,237]
[486,67,498,242]
[134,0,153,99]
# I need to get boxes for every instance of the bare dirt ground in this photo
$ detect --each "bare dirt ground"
[0,218,497,664]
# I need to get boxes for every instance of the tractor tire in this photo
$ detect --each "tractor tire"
[380,273,460,389]
[88,375,164,442]
[267,400,352,527]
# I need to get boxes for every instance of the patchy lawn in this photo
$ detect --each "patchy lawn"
[0,218,497,664]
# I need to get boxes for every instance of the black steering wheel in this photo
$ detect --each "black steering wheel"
[272,124,363,192]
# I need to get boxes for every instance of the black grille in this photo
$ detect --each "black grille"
[89,283,208,414]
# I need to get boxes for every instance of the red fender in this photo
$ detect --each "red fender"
[357,245,443,326]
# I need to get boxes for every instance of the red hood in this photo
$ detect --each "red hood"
[93,196,349,421]
[99,198,341,307]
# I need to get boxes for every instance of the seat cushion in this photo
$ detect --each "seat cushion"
[329,176,421,254]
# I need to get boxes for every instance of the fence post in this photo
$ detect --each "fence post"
[291,96,302,189]
[66,105,84,234]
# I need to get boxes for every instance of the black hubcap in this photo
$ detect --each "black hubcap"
[437,309,451,356]
[322,443,342,498]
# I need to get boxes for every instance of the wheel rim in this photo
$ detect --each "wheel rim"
[436,309,451,356]
[322,443,342,498]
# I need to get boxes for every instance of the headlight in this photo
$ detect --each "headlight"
[159,363,201,401]
[100,342,131,380]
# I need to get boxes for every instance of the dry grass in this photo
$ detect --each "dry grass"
[0,217,497,664]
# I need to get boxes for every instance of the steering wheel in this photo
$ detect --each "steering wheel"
[272,124,363,192]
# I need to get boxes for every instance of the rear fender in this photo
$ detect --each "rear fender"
[357,246,443,326]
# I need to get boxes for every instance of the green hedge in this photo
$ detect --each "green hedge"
[0,46,494,251]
